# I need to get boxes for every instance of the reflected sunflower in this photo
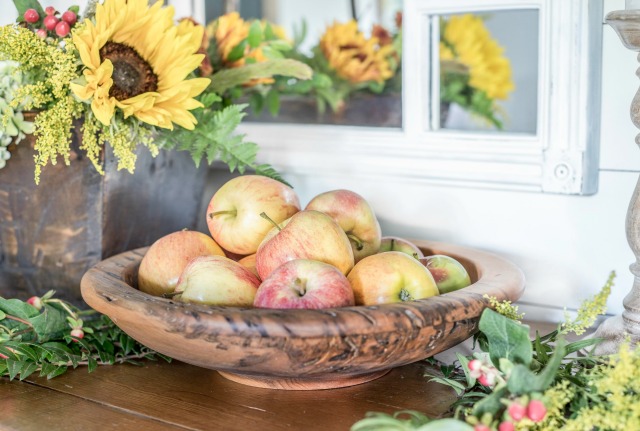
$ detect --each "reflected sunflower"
[320,20,394,84]
[71,0,209,130]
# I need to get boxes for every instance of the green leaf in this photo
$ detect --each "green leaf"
[227,40,248,63]
[208,59,312,95]
[47,365,67,379]
[0,297,40,320]
[18,361,38,381]
[12,0,45,19]
[507,338,567,395]
[479,309,532,366]
[268,40,292,52]
[456,352,476,387]
[471,385,508,417]
[87,356,97,373]
[30,304,68,342]
[68,5,80,14]
[263,22,275,40]
[247,21,263,48]
[7,358,28,380]
[265,90,280,116]
[416,419,474,431]
[427,376,466,396]
[0,310,6,320]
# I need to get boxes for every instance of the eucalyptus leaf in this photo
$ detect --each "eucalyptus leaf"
[479,309,532,366]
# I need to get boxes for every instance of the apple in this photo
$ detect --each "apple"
[138,230,225,297]
[238,253,259,278]
[379,236,424,260]
[420,255,472,294]
[347,251,439,305]
[206,175,301,256]
[253,259,355,309]
[174,255,260,306]
[305,189,381,262]
[255,210,355,280]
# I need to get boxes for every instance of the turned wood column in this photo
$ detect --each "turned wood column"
[593,9,640,354]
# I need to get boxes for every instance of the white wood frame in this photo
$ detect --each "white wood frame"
[187,0,603,195]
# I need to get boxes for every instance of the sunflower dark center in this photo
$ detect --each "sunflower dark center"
[99,42,158,100]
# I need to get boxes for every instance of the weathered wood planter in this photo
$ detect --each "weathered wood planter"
[0,116,207,305]
[246,93,402,128]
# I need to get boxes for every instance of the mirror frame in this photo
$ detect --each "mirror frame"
[182,0,603,195]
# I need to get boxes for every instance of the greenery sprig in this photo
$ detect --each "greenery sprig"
[351,271,637,431]
[0,291,170,381]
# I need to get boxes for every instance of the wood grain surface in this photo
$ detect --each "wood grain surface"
[13,359,456,431]
[80,240,525,389]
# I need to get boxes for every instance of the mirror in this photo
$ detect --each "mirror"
[175,0,602,195]
[438,10,539,134]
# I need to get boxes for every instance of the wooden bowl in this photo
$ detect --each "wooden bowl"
[80,240,524,390]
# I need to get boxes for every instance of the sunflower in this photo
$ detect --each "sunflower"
[440,14,514,100]
[70,0,209,130]
[206,12,274,86]
[319,20,394,84]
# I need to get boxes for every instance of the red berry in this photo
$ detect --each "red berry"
[498,421,514,431]
[43,15,59,30]
[61,10,77,26]
[45,6,56,16]
[26,296,43,310]
[70,328,84,340]
[526,399,547,423]
[35,29,48,38]
[508,402,526,422]
[474,425,491,431]
[468,359,482,371]
[24,8,40,23]
[55,21,70,37]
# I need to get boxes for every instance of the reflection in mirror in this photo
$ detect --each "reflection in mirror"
[438,10,539,134]
[202,0,403,128]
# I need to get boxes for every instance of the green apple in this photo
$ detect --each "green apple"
[379,236,424,260]
[305,189,381,262]
[138,230,226,297]
[347,251,439,305]
[206,175,300,256]
[420,255,471,294]
[174,255,261,306]
[255,210,355,280]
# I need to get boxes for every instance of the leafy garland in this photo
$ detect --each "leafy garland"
[0,291,170,381]
[351,271,640,431]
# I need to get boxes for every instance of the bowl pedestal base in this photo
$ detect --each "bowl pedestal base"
[217,369,390,390]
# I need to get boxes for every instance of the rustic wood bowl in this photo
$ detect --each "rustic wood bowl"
[80,240,524,390]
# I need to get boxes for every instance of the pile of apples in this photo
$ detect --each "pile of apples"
[137,175,471,309]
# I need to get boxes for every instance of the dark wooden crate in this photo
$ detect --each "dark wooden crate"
[0,122,207,306]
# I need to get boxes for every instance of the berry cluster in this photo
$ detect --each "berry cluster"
[27,295,85,341]
[466,358,548,431]
[22,6,79,38]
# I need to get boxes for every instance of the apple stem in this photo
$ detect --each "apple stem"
[293,277,306,297]
[260,212,281,231]
[347,234,364,251]
[162,292,181,298]
[209,209,237,219]
[399,288,413,302]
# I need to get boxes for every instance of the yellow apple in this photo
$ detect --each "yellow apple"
[138,230,225,297]
[347,251,439,305]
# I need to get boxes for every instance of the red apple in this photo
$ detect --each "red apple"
[138,230,225,297]
[206,175,300,256]
[253,259,354,309]
[420,255,471,294]
[174,256,260,306]
[347,251,439,305]
[255,210,355,280]
[379,236,424,260]
[305,189,381,262]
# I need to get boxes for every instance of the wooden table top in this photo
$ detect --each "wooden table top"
[0,322,559,431]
